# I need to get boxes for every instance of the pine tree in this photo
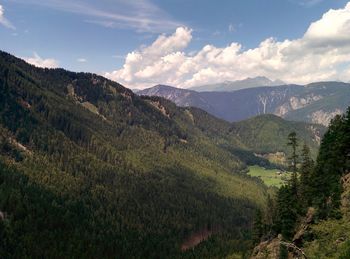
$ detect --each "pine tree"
[299,144,314,208]
[252,209,264,244]
[343,107,350,171]
[310,115,344,218]
[262,194,277,239]
[275,186,298,239]
[287,132,299,196]
[274,132,301,239]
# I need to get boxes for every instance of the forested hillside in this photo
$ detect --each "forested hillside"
[231,114,324,159]
[0,51,326,258]
[0,50,273,258]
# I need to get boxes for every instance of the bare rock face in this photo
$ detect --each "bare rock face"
[274,103,291,117]
[308,109,343,126]
[289,95,322,110]
[251,235,282,259]
[274,95,325,121]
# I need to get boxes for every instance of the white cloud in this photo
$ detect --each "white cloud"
[77,58,87,63]
[12,0,182,33]
[304,3,350,43]
[105,27,192,85]
[24,53,59,68]
[105,2,350,89]
[0,5,15,29]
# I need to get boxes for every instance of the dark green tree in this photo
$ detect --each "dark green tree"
[299,144,314,208]
[252,209,264,244]
[275,186,298,239]
[274,132,301,240]
[310,115,345,219]
[287,131,299,196]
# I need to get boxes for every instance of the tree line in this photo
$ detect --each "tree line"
[253,107,350,254]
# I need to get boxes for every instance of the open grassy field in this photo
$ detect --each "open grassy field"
[248,165,290,188]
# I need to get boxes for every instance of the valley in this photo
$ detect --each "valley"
[247,166,290,188]
[0,49,348,259]
[2,1,350,258]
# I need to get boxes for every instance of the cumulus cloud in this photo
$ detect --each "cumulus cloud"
[105,2,350,89]
[0,5,15,29]
[24,53,59,68]
[105,27,192,86]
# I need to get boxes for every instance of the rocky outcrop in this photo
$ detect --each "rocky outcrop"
[289,95,322,110]
[251,235,282,259]
[308,109,343,126]
[147,100,170,118]
[251,208,315,259]
[251,234,308,259]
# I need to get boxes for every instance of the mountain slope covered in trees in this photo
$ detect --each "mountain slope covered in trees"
[231,114,324,159]
[0,51,327,258]
[0,50,282,258]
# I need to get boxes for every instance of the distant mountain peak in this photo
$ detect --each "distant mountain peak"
[189,76,285,92]
[137,84,184,96]
[153,84,177,90]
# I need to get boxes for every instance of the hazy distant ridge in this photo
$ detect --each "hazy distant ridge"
[138,82,350,126]
[189,76,285,92]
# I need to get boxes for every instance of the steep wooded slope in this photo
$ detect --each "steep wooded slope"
[0,51,269,258]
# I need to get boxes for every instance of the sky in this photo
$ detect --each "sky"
[1,0,350,89]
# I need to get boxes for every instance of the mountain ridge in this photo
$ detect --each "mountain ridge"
[139,82,350,126]
[189,76,285,92]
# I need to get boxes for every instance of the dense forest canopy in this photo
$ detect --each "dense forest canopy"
[0,50,338,258]
[0,50,272,258]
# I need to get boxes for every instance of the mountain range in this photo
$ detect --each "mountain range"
[189,76,285,92]
[0,50,325,258]
[138,82,350,126]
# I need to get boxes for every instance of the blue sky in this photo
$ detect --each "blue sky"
[1,0,350,88]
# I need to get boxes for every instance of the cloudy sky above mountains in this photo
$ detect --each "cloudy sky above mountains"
[1,0,350,88]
